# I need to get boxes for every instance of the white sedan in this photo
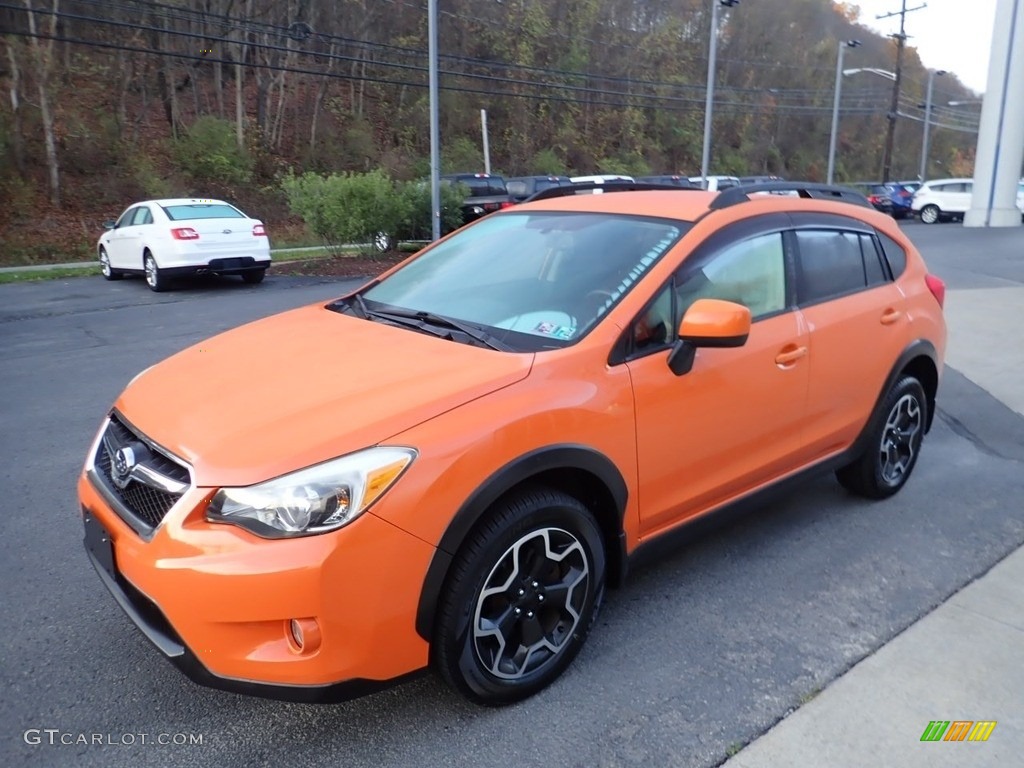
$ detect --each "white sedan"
[97,198,271,291]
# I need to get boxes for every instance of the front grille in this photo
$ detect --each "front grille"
[92,414,191,534]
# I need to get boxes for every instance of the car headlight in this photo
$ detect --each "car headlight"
[206,446,416,538]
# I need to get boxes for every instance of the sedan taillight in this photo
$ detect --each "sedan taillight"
[253,224,267,236]
[171,227,200,240]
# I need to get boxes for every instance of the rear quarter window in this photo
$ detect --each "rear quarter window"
[876,232,908,278]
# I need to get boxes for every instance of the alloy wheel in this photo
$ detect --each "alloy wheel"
[878,393,923,486]
[472,527,589,680]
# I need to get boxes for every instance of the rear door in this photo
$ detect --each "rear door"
[107,206,151,269]
[791,214,908,458]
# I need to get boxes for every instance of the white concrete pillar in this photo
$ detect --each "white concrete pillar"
[965,0,1024,227]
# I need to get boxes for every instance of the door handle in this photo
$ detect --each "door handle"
[775,345,808,366]
[880,308,903,325]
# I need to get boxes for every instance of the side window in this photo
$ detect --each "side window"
[675,232,786,320]
[876,231,908,278]
[630,283,674,351]
[115,208,137,228]
[859,234,888,286]
[132,207,153,226]
[795,230,867,304]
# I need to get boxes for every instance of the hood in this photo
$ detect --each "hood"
[116,303,534,486]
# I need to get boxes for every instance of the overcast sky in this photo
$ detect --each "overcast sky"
[848,0,997,94]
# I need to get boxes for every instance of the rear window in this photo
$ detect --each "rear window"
[446,177,508,196]
[162,204,245,221]
[465,179,507,196]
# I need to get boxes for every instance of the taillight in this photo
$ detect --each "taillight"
[925,274,945,309]
[170,227,200,240]
[253,224,267,236]
[500,201,515,209]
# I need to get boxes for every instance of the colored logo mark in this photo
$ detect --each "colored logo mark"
[920,720,997,742]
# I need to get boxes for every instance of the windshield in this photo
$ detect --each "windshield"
[354,212,688,351]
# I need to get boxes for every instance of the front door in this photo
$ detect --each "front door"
[624,231,811,536]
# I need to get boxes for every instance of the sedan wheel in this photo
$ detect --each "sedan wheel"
[144,252,168,292]
[920,204,940,224]
[99,248,123,281]
[434,487,606,705]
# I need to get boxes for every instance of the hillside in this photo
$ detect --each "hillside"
[0,0,981,265]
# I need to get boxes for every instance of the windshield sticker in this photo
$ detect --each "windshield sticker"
[534,321,574,339]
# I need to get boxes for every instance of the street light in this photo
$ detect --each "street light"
[700,0,740,187]
[919,69,947,183]
[843,67,897,81]
[428,0,440,240]
[827,39,862,185]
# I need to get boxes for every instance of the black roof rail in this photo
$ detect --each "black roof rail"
[710,182,872,210]
[524,181,703,203]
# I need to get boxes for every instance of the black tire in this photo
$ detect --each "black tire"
[98,247,123,280]
[241,268,266,285]
[144,251,168,292]
[919,204,940,224]
[433,486,606,706]
[836,376,928,499]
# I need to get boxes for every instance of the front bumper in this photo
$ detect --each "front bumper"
[78,472,434,702]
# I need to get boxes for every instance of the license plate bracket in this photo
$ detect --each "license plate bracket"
[83,508,117,581]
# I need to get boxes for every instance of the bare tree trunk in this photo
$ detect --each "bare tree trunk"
[235,40,245,149]
[23,0,61,207]
[5,38,27,176]
[309,40,336,154]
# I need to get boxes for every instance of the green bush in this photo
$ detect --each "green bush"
[281,170,469,252]
[281,170,399,254]
[393,179,466,241]
[174,116,253,188]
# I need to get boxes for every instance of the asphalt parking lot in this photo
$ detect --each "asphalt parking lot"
[1,223,1023,768]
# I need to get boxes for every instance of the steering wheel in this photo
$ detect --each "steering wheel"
[584,289,616,316]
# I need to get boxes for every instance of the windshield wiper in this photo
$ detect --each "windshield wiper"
[370,307,513,352]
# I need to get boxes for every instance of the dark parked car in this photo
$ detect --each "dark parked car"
[506,175,574,203]
[441,173,514,224]
[867,183,913,219]
[636,175,697,188]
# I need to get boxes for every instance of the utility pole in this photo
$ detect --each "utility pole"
[878,0,926,182]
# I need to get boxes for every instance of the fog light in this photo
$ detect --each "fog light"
[287,617,322,654]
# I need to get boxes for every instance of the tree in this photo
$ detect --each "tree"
[22,0,61,206]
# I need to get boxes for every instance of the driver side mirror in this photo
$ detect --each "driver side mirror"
[103,220,117,230]
[667,299,751,376]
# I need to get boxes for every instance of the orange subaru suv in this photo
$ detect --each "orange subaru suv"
[79,182,946,705]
